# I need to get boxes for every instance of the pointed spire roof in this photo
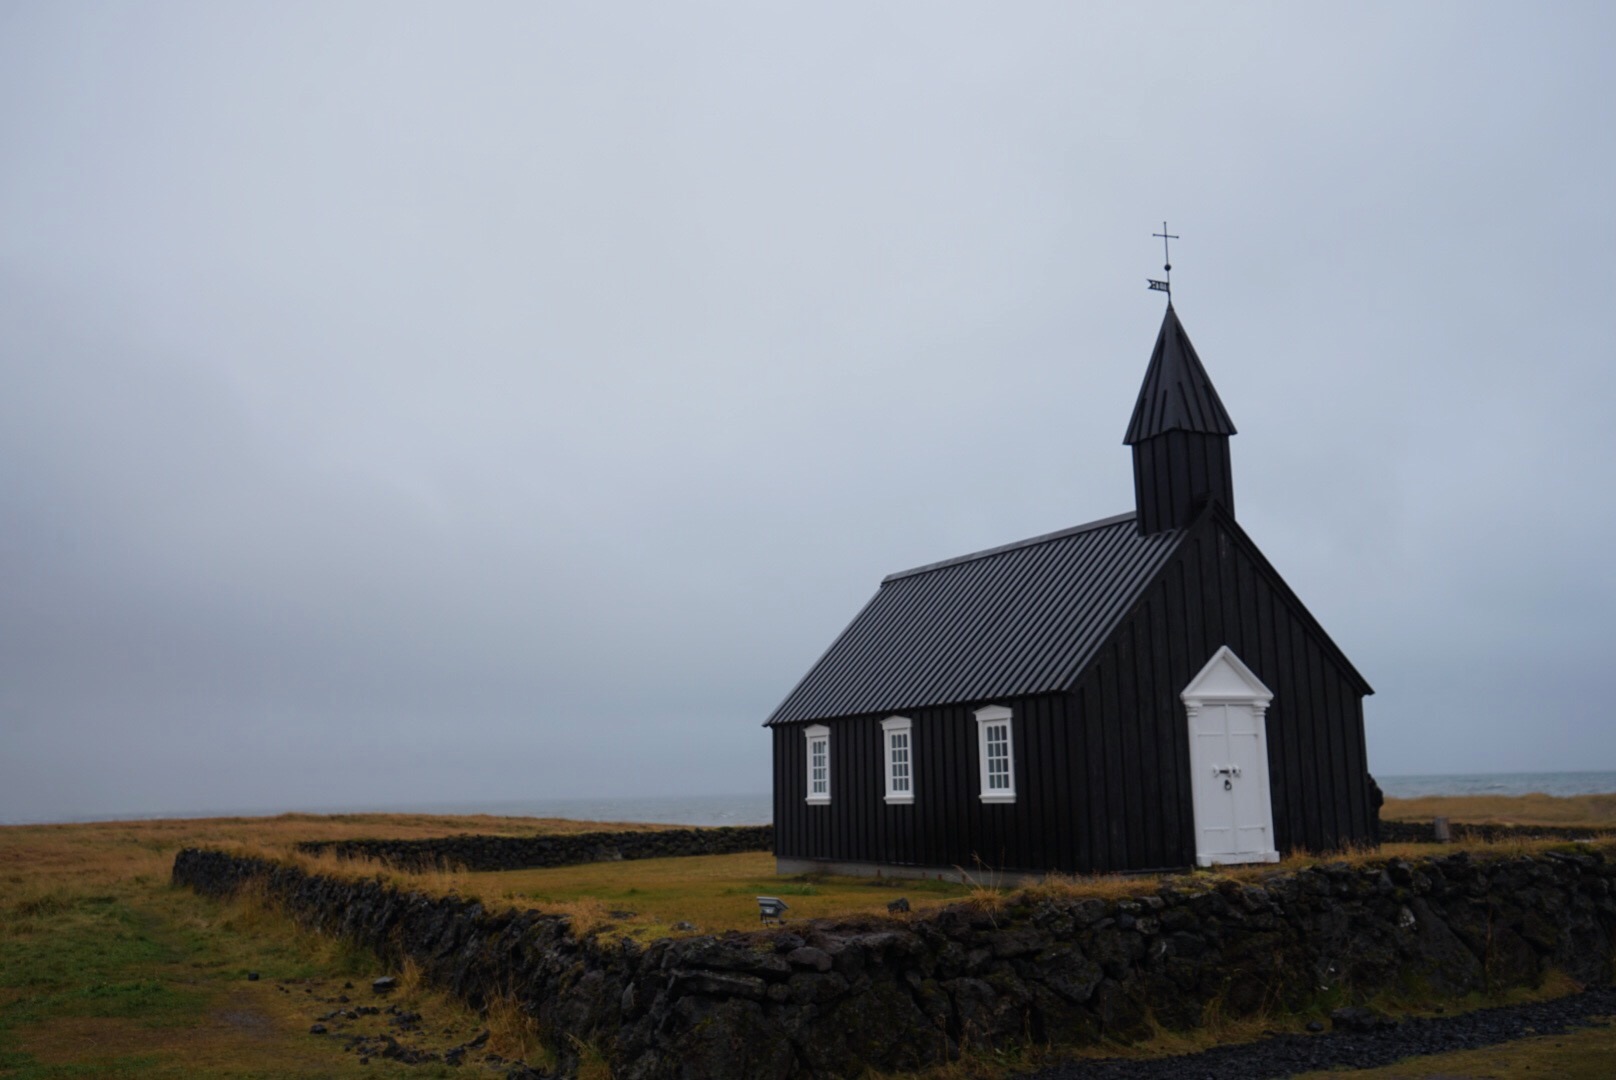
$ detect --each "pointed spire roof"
[1124,304,1237,445]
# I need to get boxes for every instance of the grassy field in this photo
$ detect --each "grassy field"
[1382,792,1616,828]
[483,851,972,936]
[0,813,665,1078]
[3,801,1614,1077]
[0,812,974,1076]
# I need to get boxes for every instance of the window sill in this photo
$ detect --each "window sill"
[884,794,914,805]
[979,792,1016,804]
[805,795,831,806]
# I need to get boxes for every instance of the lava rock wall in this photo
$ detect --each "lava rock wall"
[295,825,773,872]
[173,845,1616,1079]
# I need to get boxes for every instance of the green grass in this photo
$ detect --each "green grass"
[1,892,204,1027]
[481,851,975,936]
[0,814,616,1078]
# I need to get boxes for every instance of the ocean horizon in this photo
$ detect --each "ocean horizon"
[1375,771,1616,800]
[9,770,1616,828]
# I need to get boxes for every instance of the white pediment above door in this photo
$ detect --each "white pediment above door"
[1182,645,1274,706]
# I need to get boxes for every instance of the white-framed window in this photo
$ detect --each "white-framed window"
[974,705,1016,803]
[804,724,830,804]
[880,716,914,804]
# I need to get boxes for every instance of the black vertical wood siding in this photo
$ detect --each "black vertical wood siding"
[772,509,1374,874]
[1132,431,1235,534]
[773,697,1073,876]
[1063,510,1374,867]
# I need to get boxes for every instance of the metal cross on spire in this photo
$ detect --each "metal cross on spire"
[1147,222,1179,301]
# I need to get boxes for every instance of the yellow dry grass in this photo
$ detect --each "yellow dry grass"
[0,812,672,903]
[1382,792,1616,828]
[484,992,551,1066]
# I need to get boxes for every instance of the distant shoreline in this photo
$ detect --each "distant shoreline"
[0,790,774,828]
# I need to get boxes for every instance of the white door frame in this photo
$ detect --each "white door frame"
[1182,645,1280,867]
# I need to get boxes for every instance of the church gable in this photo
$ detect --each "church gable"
[1060,504,1373,868]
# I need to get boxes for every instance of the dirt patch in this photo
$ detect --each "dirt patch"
[19,1014,182,1062]
[209,988,279,1039]
[16,984,330,1070]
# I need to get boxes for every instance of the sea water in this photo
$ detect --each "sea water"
[5,792,774,827]
[1376,771,1616,799]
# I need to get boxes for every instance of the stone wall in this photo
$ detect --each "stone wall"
[295,825,773,872]
[173,844,1616,1079]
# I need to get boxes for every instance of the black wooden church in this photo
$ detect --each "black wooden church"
[765,302,1376,878]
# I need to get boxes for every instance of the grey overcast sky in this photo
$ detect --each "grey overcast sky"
[3,2,1614,823]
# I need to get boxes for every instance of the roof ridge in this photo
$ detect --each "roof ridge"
[880,511,1138,584]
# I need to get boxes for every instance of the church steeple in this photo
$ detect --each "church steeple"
[1124,303,1237,534]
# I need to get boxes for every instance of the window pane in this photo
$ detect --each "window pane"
[985,722,1010,789]
[888,729,911,794]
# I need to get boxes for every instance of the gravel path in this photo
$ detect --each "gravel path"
[1015,986,1616,1079]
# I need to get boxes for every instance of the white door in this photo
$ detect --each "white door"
[1183,647,1279,867]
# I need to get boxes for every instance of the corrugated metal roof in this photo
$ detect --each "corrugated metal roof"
[765,513,1185,725]
[1123,304,1236,444]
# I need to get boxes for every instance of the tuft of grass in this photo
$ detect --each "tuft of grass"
[954,866,1008,917]
[569,1033,613,1080]
[545,897,612,936]
[485,992,548,1063]
[396,954,425,996]
[964,886,1005,916]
